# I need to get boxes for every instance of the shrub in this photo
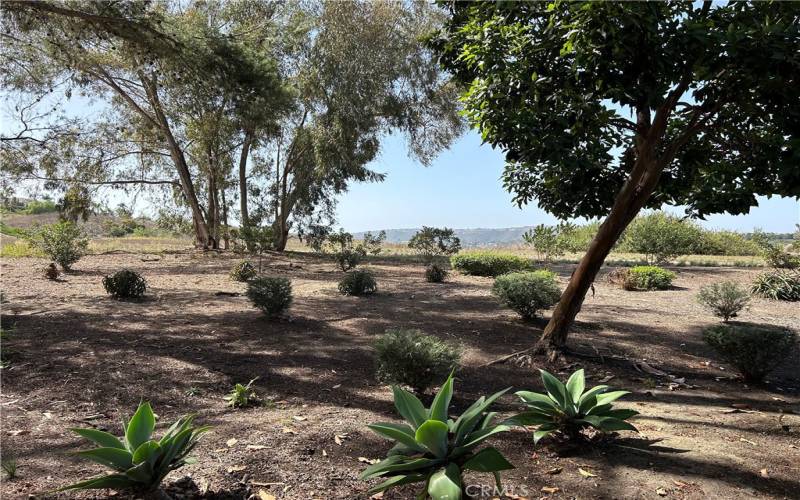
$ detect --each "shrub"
[703,324,797,382]
[625,266,676,290]
[230,261,257,282]
[21,199,57,214]
[335,247,364,271]
[59,402,210,495]
[763,246,800,269]
[408,227,461,263]
[1,457,16,480]
[620,212,701,263]
[509,369,638,444]
[450,251,534,277]
[247,277,292,317]
[361,230,386,255]
[44,263,60,280]
[374,329,461,393]
[338,269,377,296]
[26,222,88,270]
[103,269,147,299]
[225,378,259,408]
[697,281,750,321]
[361,373,513,498]
[696,230,762,256]
[492,271,561,320]
[425,263,448,283]
[750,270,800,301]
[523,223,571,263]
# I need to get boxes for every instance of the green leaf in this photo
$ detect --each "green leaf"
[70,428,125,450]
[132,440,161,464]
[125,402,155,452]
[533,424,558,445]
[565,369,585,405]
[415,420,449,458]
[428,374,454,423]
[539,370,569,410]
[58,473,135,491]
[605,408,639,420]
[595,390,630,406]
[362,456,441,479]
[392,386,428,429]
[124,461,153,484]
[462,447,514,472]
[367,423,427,453]
[504,410,553,426]
[579,416,638,432]
[452,424,509,455]
[74,447,133,472]
[577,385,609,413]
[515,390,558,410]
[428,463,462,500]
[453,387,510,445]
[360,455,403,479]
[367,473,428,495]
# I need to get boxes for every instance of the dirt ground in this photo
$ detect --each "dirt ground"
[1,251,798,499]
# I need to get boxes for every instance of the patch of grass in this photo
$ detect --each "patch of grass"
[0,239,44,258]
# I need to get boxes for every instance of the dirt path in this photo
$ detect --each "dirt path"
[1,252,798,499]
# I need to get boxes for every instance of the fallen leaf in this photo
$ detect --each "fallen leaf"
[545,467,562,475]
[293,416,307,422]
[334,433,348,445]
[598,375,615,383]
[358,457,380,465]
[541,486,560,494]
[282,428,297,435]
[7,429,29,436]
[247,445,267,450]
[578,467,597,478]
[369,493,384,499]
[771,397,786,402]
[760,468,769,478]
[322,449,327,457]
[656,487,668,496]
[226,438,238,447]
[332,384,341,389]
[739,437,756,446]
[673,480,688,488]
[256,490,276,500]
[227,466,246,473]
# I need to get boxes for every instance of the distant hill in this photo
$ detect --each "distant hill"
[354,227,536,247]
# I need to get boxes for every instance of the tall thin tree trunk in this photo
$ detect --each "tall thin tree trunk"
[221,184,230,250]
[239,129,253,229]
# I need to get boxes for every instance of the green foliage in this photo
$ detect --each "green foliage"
[338,269,377,296]
[361,373,513,499]
[703,324,797,382]
[104,206,143,237]
[21,199,57,214]
[103,269,147,299]
[522,223,570,263]
[335,247,365,272]
[558,222,600,253]
[301,224,332,253]
[2,457,17,480]
[361,231,387,255]
[450,251,534,277]
[425,263,448,283]
[0,221,28,239]
[26,222,88,270]
[750,270,800,301]
[230,261,257,282]
[57,185,92,223]
[408,227,462,263]
[59,402,210,494]
[620,213,702,264]
[625,266,676,291]
[492,271,561,320]
[697,281,750,322]
[239,225,276,255]
[431,3,800,220]
[374,329,461,393]
[246,277,292,317]
[696,230,762,256]
[762,246,800,270]
[225,378,259,408]
[509,369,638,444]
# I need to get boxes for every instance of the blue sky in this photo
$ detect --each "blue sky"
[336,131,799,234]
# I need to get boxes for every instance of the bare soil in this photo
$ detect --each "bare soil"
[1,252,798,499]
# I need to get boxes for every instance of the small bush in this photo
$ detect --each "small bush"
[425,263,448,283]
[750,270,800,301]
[492,271,561,319]
[26,222,88,270]
[335,247,364,271]
[230,261,257,282]
[21,199,57,214]
[247,277,292,317]
[103,269,147,299]
[625,266,675,290]
[763,246,800,269]
[338,269,377,296]
[450,251,534,277]
[620,212,701,263]
[697,281,750,321]
[225,378,259,408]
[374,329,461,393]
[703,324,797,382]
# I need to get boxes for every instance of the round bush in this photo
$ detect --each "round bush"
[492,271,561,319]
[335,248,363,271]
[450,251,534,277]
[696,281,750,321]
[247,276,292,317]
[425,263,448,283]
[751,270,800,301]
[703,323,797,382]
[625,266,676,290]
[230,261,257,282]
[338,269,377,296]
[374,329,461,393]
[103,269,147,299]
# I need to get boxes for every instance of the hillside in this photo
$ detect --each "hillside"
[354,226,535,247]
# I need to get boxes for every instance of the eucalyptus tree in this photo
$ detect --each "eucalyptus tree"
[432,2,800,355]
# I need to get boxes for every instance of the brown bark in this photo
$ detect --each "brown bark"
[221,185,230,250]
[239,130,253,229]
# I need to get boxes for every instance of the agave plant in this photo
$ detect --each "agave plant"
[60,402,210,495]
[510,369,638,444]
[361,374,514,499]
[225,378,259,408]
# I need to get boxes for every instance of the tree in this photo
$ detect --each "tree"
[523,224,568,264]
[432,2,800,355]
[408,226,461,263]
[621,212,702,264]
